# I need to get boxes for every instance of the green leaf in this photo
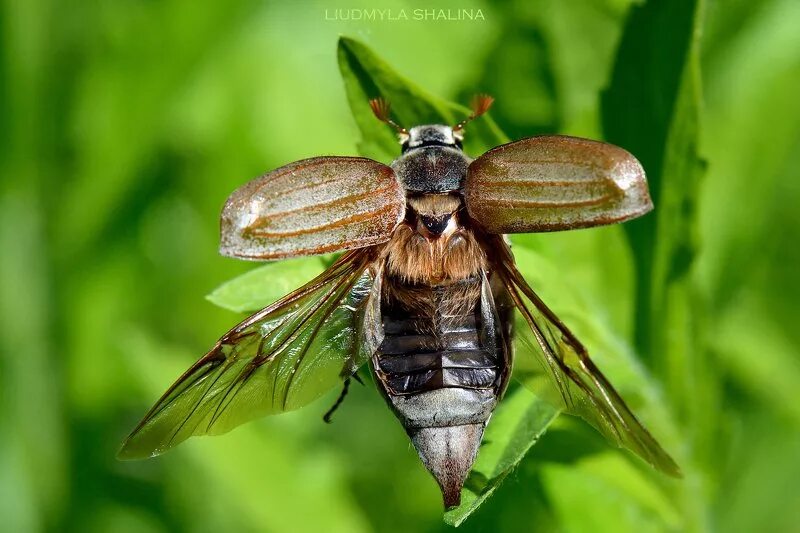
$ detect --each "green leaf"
[337,36,508,162]
[206,256,327,313]
[602,0,707,371]
[604,0,713,483]
[444,387,559,527]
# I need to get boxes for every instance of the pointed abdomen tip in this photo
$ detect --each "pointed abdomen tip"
[409,423,485,510]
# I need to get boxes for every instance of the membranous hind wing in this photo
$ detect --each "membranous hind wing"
[221,156,405,260]
[119,250,381,459]
[487,237,680,476]
[465,135,652,233]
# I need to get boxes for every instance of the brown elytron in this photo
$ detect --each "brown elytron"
[119,96,680,510]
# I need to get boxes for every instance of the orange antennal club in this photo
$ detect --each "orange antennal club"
[453,94,494,132]
[369,97,407,134]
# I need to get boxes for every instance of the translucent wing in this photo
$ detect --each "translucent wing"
[465,135,652,233]
[221,156,405,260]
[119,250,380,459]
[487,236,680,476]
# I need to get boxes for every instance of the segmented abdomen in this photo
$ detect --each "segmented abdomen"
[376,277,500,395]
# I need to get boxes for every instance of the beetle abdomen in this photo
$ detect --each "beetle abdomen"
[378,314,499,393]
[373,275,505,508]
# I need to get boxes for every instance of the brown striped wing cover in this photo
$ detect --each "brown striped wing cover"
[221,156,405,260]
[465,136,653,233]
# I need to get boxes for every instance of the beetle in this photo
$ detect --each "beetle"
[119,95,679,508]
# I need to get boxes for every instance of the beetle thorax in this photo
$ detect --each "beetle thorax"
[391,124,470,194]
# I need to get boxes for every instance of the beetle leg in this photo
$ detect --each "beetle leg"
[322,378,352,423]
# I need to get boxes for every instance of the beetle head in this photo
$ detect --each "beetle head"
[403,125,461,152]
[368,94,493,150]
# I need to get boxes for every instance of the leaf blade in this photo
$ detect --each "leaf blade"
[206,256,328,313]
[337,36,507,162]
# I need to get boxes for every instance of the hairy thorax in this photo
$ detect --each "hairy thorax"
[380,195,488,329]
[384,222,486,286]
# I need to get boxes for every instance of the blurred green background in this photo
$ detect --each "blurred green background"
[2,0,799,531]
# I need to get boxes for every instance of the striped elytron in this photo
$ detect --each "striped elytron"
[119,96,679,508]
